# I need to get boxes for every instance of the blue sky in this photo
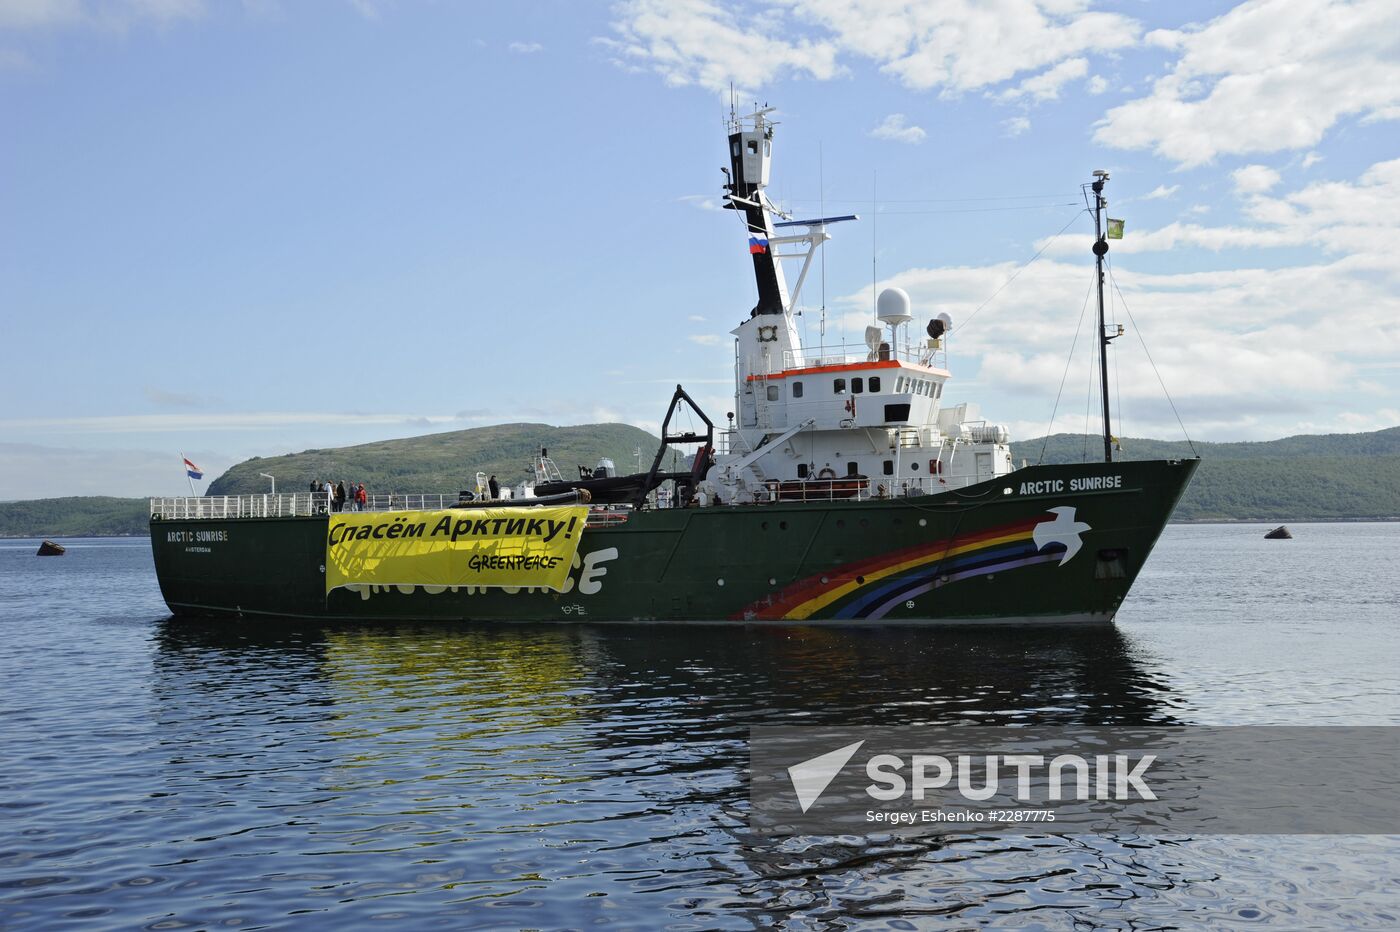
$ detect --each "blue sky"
[3,0,1397,498]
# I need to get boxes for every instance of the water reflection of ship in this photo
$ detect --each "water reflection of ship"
[153,620,1177,732]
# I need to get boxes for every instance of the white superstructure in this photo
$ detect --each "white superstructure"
[700,108,1014,505]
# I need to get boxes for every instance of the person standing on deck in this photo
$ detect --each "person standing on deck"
[488,475,500,500]
[323,480,334,514]
[334,481,347,513]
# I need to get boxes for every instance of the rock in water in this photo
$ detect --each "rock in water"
[1264,526,1293,540]
[37,540,66,556]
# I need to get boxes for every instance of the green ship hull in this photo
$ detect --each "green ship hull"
[151,459,1196,625]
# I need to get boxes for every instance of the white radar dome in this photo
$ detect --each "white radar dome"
[877,287,913,326]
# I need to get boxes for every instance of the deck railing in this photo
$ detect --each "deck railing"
[148,492,465,520]
[781,338,947,373]
[149,473,995,523]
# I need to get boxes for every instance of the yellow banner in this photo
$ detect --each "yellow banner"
[325,506,589,595]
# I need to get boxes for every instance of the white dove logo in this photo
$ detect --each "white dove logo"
[1032,506,1092,566]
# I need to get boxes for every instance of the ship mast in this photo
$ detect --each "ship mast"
[1090,170,1114,464]
[723,106,789,317]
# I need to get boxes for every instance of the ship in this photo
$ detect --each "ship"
[150,107,1197,625]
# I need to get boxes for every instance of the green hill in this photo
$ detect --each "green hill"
[0,496,149,538]
[6,424,1399,537]
[206,422,665,496]
[1010,428,1400,521]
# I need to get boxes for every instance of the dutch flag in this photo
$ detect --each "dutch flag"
[748,231,769,255]
[183,457,203,480]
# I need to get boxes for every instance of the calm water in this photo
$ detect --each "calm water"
[2,525,1398,929]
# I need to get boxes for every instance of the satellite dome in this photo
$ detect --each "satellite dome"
[877,287,913,326]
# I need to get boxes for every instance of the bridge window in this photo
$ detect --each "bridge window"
[852,377,864,394]
[792,381,803,398]
[747,139,759,155]
[833,378,847,394]
[869,376,881,393]
[766,385,780,401]
[934,382,943,399]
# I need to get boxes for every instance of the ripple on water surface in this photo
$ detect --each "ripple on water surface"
[1,528,1398,928]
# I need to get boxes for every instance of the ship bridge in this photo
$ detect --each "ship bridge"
[741,336,949,432]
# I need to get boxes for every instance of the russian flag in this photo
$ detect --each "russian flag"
[748,231,769,255]
[183,457,204,480]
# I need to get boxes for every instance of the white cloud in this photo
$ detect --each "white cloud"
[833,158,1400,439]
[508,40,543,54]
[869,112,926,144]
[997,57,1088,101]
[601,0,842,94]
[687,314,707,322]
[1302,151,1324,169]
[1096,0,1400,167]
[604,0,1137,96]
[1032,158,1400,260]
[1232,164,1281,194]
[1140,184,1180,201]
[687,334,725,346]
[1087,74,1108,94]
[1002,115,1031,137]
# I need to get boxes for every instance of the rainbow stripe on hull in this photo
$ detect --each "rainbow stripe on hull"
[736,516,1067,621]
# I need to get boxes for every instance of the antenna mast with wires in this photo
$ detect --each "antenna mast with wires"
[1089,170,1122,464]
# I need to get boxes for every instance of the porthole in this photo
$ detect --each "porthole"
[856,575,866,584]
[768,577,777,586]
[919,518,927,527]
[761,521,769,530]
[717,578,725,587]
[859,518,869,528]
[779,521,788,530]
[836,519,845,529]
[820,575,830,584]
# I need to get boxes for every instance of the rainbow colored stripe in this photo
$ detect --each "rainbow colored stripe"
[735,515,1067,621]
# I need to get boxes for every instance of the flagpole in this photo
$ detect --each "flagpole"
[182,452,196,496]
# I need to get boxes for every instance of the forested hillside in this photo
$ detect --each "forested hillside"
[1010,428,1400,520]
[6,425,1398,536]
